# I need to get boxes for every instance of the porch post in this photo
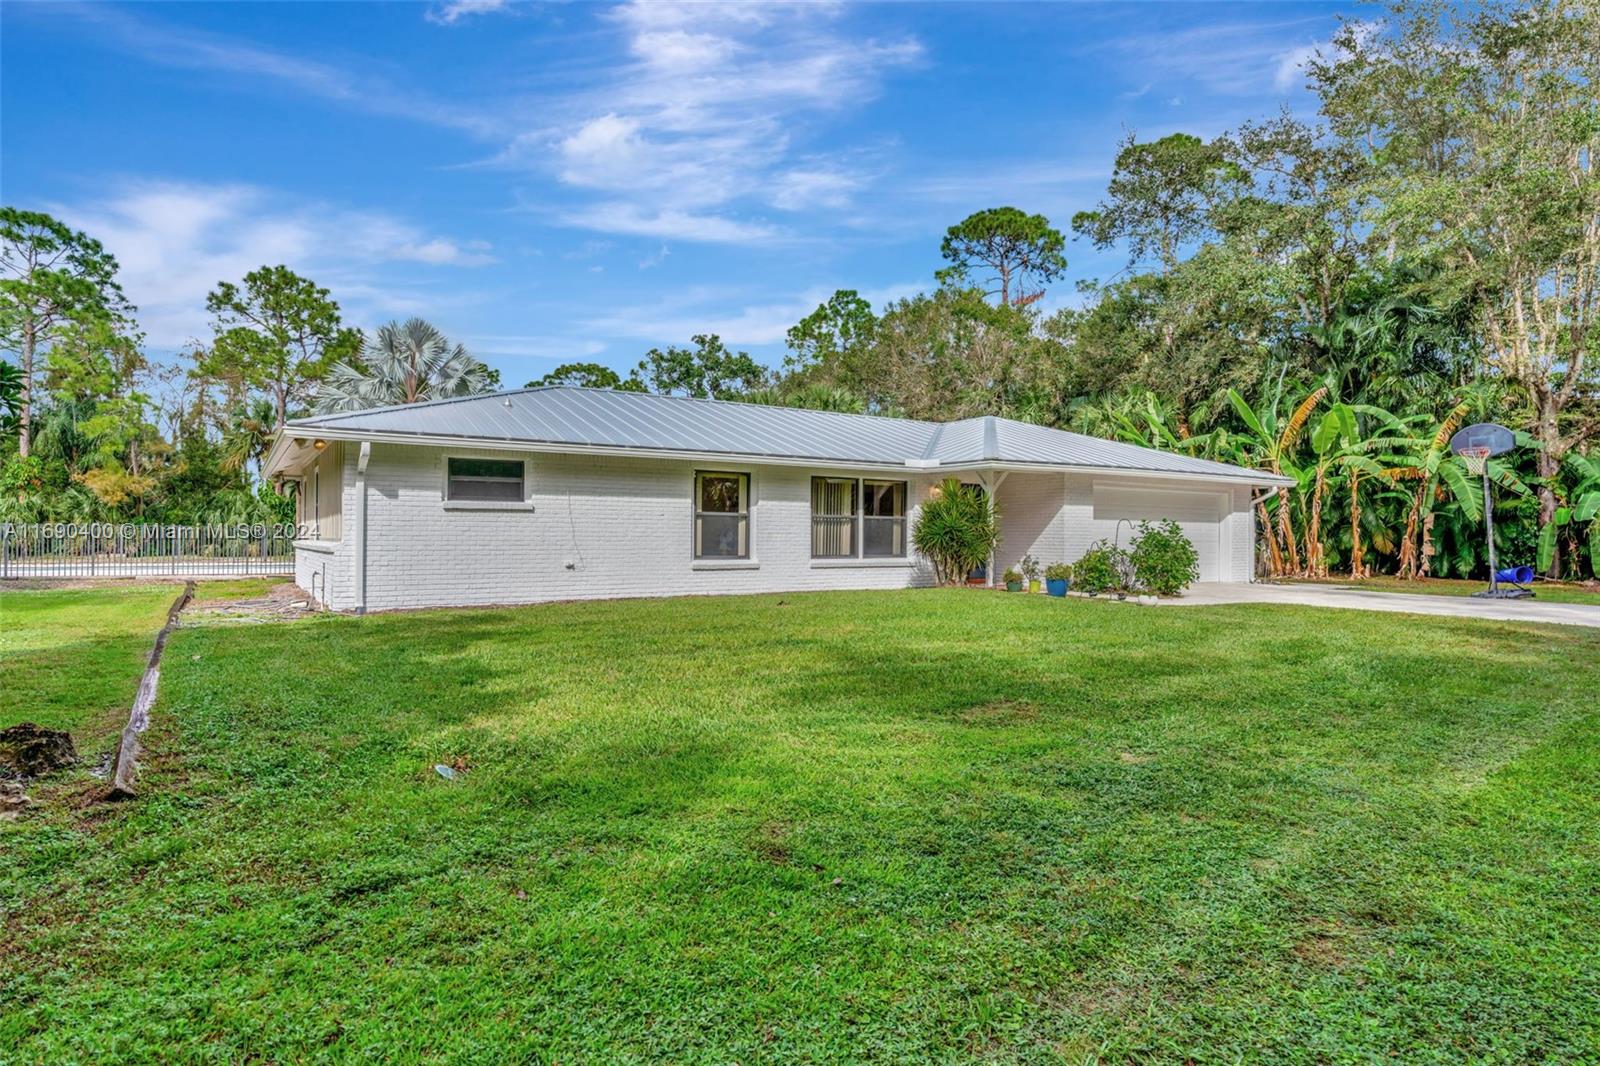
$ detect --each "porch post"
[979,469,1009,587]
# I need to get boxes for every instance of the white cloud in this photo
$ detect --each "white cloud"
[584,276,927,349]
[426,0,513,26]
[1273,21,1379,92]
[57,4,501,136]
[50,181,494,348]
[51,1,923,245]
[770,168,861,211]
[638,245,671,269]
[1101,16,1337,97]
[500,0,922,240]
[560,203,777,244]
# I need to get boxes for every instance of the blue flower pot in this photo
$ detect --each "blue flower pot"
[1046,578,1068,597]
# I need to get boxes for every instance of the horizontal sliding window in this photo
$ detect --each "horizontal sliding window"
[446,457,525,501]
[810,477,907,559]
[811,477,858,558]
[695,471,749,559]
[863,480,907,557]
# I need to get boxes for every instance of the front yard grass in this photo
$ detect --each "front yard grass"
[3,587,1598,1062]
[1285,573,1600,605]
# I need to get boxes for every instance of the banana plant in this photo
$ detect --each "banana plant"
[1226,373,1327,576]
[1381,403,1527,578]
[1538,452,1600,574]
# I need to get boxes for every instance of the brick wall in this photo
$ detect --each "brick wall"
[295,445,1260,611]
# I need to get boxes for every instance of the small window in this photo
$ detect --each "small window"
[447,457,525,502]
[694,471,749,559]
[811,477,858,558]
[862,480,907,557]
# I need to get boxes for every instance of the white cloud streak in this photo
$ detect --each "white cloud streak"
[426,0,513,26]
[50,181,494,348]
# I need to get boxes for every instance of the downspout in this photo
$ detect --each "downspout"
[355,441,371,615]
[1248,487,1275,584]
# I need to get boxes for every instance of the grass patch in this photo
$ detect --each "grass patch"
[2,588,1598,1062]
[1287,574,1600,605]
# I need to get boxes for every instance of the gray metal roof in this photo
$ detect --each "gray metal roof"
[279,386,1288,484]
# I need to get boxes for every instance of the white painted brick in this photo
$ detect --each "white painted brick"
[297,444,1259,611]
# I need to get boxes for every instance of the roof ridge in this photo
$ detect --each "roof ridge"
[289,385,558,426]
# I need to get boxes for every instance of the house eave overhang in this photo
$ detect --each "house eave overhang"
[265,424,1294,488]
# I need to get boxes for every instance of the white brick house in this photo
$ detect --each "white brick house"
[262,387,1291,613]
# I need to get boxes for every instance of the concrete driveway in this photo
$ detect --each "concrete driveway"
[1162,582,1600,628]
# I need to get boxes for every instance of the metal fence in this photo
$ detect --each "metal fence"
[1,523,296,579]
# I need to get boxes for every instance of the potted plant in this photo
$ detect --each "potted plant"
[1003,567,1024,592]
[1020,553,1042,593]
[1044,561,1072,597]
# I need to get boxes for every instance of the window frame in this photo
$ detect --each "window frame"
[861,478,909,559]
[692,469,752,561]
[809,476,859,559]
[442,454,531,508]
[810,476,909,560]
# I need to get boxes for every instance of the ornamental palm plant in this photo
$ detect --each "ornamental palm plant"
[316,318,492,414]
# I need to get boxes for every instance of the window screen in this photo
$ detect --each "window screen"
[694,471,749,559]
[862,480,907,557]
[446,457,524,501]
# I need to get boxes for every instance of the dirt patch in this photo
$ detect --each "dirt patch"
[1292,920,1354,968]
[0,723,78,777]
[751,820,793,866]
[960,700,1039,725]
[185,583,319,625]
[1118,751,1153,764]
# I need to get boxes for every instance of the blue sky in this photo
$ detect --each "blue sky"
[2,0,1347,384]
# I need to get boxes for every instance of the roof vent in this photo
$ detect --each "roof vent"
[502,397,513,408]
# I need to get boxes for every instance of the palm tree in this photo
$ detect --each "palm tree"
[316,318,492,414]
[221,398,278,481]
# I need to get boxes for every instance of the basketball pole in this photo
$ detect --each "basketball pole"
[1481,461,1498,595]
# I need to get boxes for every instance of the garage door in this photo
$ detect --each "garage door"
[1092,483,1226,582]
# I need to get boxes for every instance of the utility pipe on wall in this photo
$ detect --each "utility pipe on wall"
[355,441,371,615]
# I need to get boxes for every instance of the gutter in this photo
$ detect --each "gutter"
[280,426,1292,488]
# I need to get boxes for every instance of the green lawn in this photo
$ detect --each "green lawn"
[1,583,181,739]
[1286,573,1600,606]
[3,587,1598,1062]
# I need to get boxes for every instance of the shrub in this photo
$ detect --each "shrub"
[1130,520,1200,596]
[911,478,999,585]
[1074,541,1127,594]
[1019,553,1041,582]
[1044,561,1072,581]
[1002,567,1022,585]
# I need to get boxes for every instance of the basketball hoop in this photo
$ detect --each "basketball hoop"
[1447,422,1533,600]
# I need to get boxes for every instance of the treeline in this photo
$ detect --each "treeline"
[2,0,1596,578]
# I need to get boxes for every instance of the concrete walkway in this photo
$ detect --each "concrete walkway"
[1161,582,1600,628]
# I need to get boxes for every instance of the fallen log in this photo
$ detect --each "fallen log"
[106,581,195,800]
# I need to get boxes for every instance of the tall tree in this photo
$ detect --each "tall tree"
[202,265,358,430]
[1314,0,1600,574]
[317,318,492,413]
[527,362,639,390]
[633,334,767,399]
[782,290,881,401]
[0,208,130,457]
[1073,133,1244,274]
[937,207,1067,307]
